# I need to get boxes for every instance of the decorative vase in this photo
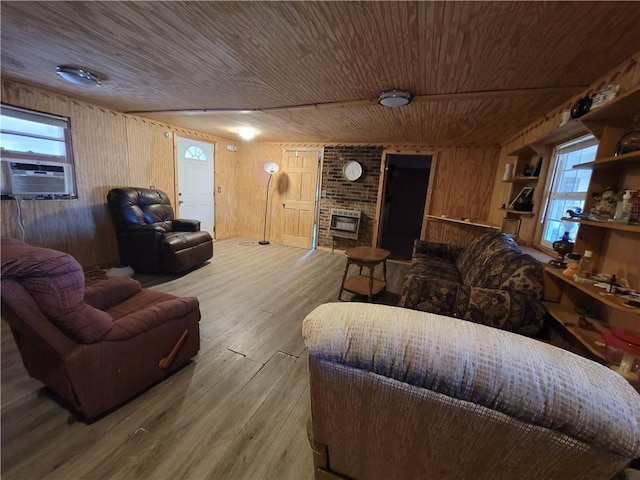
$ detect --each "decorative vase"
[549,232,574,268]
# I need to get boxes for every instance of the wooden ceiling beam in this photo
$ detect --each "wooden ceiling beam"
[127,85,586,116]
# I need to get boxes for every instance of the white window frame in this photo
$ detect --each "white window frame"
[539,134,597,250]
[0,104,76,199]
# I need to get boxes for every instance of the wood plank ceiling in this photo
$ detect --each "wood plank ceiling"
[2,1,640,145]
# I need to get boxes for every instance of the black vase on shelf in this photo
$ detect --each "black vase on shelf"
[549,232,574,268]
[570,97,592,119]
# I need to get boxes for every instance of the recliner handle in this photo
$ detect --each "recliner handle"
[159,329,189,369]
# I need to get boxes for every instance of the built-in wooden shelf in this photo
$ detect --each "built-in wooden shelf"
[507,144,539,157]
[573,150,640,170]
[502,176,539,183]
[545,267,640,314]
[426,215,500,230]
[560,217,640,233]
[580,85,640,136]
[530,120,589,151]
[543,301,607,361]
[544,266,640,362]
[507,122,589,155]
[503,209,535,217]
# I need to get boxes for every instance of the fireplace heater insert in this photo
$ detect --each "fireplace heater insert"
[329,208,361,240]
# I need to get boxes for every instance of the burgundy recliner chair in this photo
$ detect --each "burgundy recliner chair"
[1,237,201,418]
[107,187,213,274]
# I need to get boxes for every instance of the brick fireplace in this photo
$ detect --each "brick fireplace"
[318,146,383,250]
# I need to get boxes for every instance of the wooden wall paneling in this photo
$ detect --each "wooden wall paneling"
[600,230,640,289]
[65,102,129,266]
[425,221,492,247]
[125,117,175,203]
[427,147,500,220]
[211,138,239,239]
[233,143,283,242]
[1,80,236,267]
[374,152,389,246]
[1,81,130,266]
[487,151,514,227]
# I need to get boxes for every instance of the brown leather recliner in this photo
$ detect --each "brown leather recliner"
[1,237,201,418]
[107,187,213,274]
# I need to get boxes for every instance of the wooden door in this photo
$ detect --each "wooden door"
[280,150,320,249]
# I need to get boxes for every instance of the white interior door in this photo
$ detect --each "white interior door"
[176,136,215,237]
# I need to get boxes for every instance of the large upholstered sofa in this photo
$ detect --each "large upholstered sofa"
[399,231,545,336]
[1,237,201,418]
[303,302,640,480]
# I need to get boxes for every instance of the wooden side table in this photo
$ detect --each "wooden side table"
[338,247,391,302]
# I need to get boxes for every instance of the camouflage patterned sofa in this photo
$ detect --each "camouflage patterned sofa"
[399,231,545,336]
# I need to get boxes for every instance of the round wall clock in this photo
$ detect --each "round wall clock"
[343,160,363,181]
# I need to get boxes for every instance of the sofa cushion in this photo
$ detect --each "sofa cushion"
[455,232,513,286]
[1,237,113,343]
[410,254,463,283]
[162,231,212,253]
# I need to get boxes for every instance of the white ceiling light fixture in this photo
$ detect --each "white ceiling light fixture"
[378,89,412,108]
[56,65,102,86]
[237,127,256,140]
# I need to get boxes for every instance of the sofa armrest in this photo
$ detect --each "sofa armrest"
[400,275,545,336]
[84,277,142,310]
[105,296,200,340]
[172,219,201,232]
[413,240,463,262]
[302,302,640,459]
[125,224,167,233]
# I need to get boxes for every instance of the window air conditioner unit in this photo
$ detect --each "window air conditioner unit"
[1,160,74,197]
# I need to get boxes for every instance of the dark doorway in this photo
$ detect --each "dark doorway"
[379,154,432,260]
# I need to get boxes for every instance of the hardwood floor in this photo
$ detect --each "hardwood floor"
[1,239,409,480]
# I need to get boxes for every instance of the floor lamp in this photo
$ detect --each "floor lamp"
[259,162,279,245]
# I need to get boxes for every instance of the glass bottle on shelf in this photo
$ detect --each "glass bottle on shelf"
[578,250,593,280]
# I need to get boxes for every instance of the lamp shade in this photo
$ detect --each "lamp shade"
[264,162,279,174]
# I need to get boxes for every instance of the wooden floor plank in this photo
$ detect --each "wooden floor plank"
[1,238,406,479]
[206,354,311,479]
[250,385,315,480]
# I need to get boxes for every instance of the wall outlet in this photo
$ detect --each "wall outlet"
[226,145,238,152]
[149,185,155,189]
[321,189,327,198]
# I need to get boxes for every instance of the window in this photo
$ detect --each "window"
[540,135,597,249]
[0,104,76,198]
[184,145,207,161]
